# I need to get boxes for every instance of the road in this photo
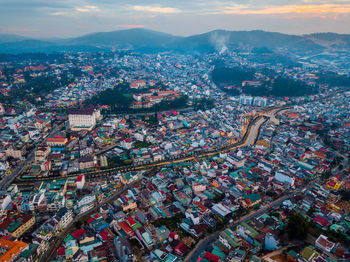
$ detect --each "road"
[0,122,65,189]
[14,107,283,186]
[184,193,291,262]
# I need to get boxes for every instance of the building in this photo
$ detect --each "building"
[46,136,68,147]
[76,174,85,189]
[275,172,295,187]
[35,146,51,162]
[0,214,35,239]
[53,208,73,231]
[253,97,268,107]
[0,194,11,210]
[315,234,335,253]
[239,95,253,105]
[79,155,95,170]
[130,80,146,89]
[114,236,136,262]
[0,238,29,262]
[68,105,101,131]
[5,146,25,159]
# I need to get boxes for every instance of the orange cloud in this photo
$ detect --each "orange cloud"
[223,4,350,15]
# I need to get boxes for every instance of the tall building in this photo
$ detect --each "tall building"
[239,95,253,105]
[253,97,268,107]
[68,105,101,131]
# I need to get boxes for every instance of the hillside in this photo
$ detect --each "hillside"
[1,29,349,54]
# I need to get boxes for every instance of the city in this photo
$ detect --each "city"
[0,1,350,262]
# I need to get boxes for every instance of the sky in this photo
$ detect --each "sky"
[1,0,350,38]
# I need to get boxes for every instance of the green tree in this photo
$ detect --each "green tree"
[286,213,309,240]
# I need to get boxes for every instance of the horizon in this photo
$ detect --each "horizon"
[1,0,350,38]
[2,27,350,39]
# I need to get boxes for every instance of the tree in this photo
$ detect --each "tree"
[286,213,309,240]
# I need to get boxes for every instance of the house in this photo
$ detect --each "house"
[315,234,335,253]
[241,194,262,208]
[174,241,189,257]
[0,194,11,210]
[275,172,295,187]
[76,174,85,189]
[35,146,51,161]
[211,203,232,219]
[0,238,29,262]
[114,236,136,262]
[0,213,35,238]
[79,155,95,170]
[120,139,133,150]
[130,80,146,89]
[46,136,68,147]
[53,208,73,231]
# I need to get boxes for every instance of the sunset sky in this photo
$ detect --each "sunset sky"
[1,0,350,37]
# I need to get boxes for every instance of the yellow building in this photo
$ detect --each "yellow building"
[326,179,343,191]
[11,215,35,239]
[0,214,36,239]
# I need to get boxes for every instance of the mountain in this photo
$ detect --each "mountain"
[0,28,349,54]
[0,39,102,53]
[171,30,325,53]
[0,33,31,44]
[305,32,350,49]
[64,28,182,52]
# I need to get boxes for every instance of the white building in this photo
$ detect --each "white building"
[239,95,253,105]
[315,235,335,253]
[77,195,96,208]
[0,194,11,210]
[253,97,268,107]
[68,105,101,131]
[275,172,295,187]
[53,208,73,231]
[76,174,85,189]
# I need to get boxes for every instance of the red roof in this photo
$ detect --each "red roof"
[71,228,86,239]
[98,230,110,242]
[76,174,84,182]
[57,246,65,256]
[119,221,133,235]
[313,216,330,227]
[175,241,189,254]
[126,217,136,226]
[205,252,220,262]
[87,218,95,224]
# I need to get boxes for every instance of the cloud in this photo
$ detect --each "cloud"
[76,5,100,13]
[132,5,181,14]
[50,11,67,16]
[221,3,350,15]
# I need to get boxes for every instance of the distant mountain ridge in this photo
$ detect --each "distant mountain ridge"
[1,29,349,54]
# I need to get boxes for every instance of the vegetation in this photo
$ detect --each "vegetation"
[271,77,317,97]
[286,212,309,240]
[152,213,185,231]
[87,82,189,113]
[212,67,255,86]
[86,82,133,109]
[317,72,350,87]
[212,67,318,97]
[193,98,215,111]
[340,190,350,201]
[134,141,150,148]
